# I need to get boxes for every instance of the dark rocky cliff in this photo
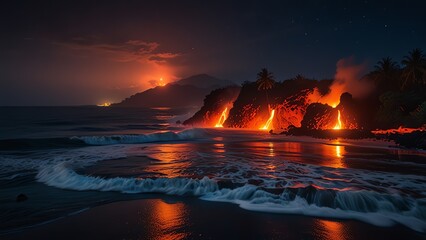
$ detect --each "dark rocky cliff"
[183,86,241,127]
[224,78,332,130]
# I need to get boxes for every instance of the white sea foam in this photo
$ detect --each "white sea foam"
[201,187,426,232]
[37,162,219,195]
[71,128,208,145]
[210,158,426,196]
[0,145,127,180]
[35,161,426,233]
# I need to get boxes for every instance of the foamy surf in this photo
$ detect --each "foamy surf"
[0,145,128,180]
[37,162,219,195]
[36,161,426,233]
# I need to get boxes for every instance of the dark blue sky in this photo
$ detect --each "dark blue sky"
[1,0,425,105]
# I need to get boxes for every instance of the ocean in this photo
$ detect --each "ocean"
[0,106,425,237]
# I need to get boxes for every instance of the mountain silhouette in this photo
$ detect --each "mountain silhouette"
[113,74,235,108]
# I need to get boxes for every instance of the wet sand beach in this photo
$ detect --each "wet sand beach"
[5,196,425,240]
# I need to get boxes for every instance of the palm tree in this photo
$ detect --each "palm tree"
[401,48,426,90]
[293,74,306,82]
[256,68,275,107]
[369,57,400,90]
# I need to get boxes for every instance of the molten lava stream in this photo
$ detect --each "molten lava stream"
[260,109,275,130]
[214,107,228,128]
[333,110,343,130]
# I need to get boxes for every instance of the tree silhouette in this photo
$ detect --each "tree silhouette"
[256,68,276,108]
[293,74,306,82]
[369,57,400,90]
[401,48,426,90]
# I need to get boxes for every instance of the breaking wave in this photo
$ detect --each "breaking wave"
[0,128,207,151]
[71,128,208,145]
[37,162,218,195]
[36,161,426,233]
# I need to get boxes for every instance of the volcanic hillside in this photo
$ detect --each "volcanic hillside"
[113,74,235,108]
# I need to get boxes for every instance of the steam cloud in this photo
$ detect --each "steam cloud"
[309,57,374,106]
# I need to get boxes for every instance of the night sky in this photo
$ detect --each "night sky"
[1,0,425,105]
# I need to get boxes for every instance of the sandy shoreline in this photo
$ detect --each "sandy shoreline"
[4,196,425,240]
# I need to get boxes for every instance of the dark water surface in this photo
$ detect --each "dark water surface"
[0,106,425,238]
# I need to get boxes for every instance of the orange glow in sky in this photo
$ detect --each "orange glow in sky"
[141,63,178,90]
[158,77,166,87]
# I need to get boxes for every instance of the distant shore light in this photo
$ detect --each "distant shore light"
[97,102,111,107]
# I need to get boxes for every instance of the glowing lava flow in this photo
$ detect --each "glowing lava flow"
[214,107,228,128]
[371,126,425,134]
[333,110,343,130]
[260,109,275,130]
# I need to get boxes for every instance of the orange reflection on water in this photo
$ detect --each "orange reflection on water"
[314,219,348,240]
[336,145,343,158]
[268,142,275,157]
[146,144,193,177]
[212,137,226,158]
[149,144,190,163]
[323,140,346,168]
[244,142,277,158]
[150,200,188,240]
[265,142,277,171]
[213,143,225,154]
[280,142,303,162]
[282,142,302,153]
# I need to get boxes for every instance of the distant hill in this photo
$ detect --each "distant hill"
[113,74,236,108]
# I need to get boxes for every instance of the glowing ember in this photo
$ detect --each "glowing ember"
[260,109,275,130]
[97,102,111,107]
[214,107,228,128]
[333,110,343,130]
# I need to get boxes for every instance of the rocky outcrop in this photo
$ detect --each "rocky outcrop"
[300,103,337,130]
[301,92,360,130]
[224,78,333,130]
[182,77,371,131]
[273,89,316,130]
[183,86,241,127]
[16,194,28,202]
